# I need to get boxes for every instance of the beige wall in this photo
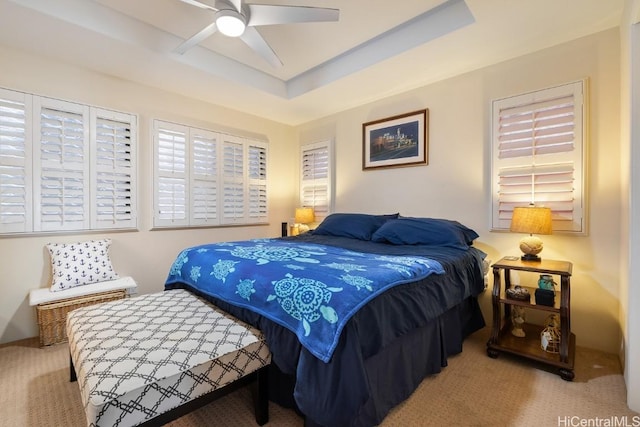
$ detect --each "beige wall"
[0,45,298,344]
[297,28,623,354]
[0,28,625,355]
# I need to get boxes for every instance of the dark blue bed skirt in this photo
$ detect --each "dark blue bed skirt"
[272,295,485,427]
[182,286,484,426]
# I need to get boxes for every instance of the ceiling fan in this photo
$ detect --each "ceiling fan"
[174,0,340,67]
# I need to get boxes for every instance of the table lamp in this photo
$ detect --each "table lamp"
[294,207,315,235]
[510,206,552,261]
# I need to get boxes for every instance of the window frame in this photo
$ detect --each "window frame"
[299,139,334,222]
[490,80,587,234]
[90,108,137,230]
[0,87,138,236]
[152,119,268,229]
[0,88,33,234]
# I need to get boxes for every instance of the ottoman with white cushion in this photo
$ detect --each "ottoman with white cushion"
[66,289,271,427]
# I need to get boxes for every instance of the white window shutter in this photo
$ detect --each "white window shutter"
[221,136,244,224]
[154,121,188,227]
[0,89,32,233]
[0,88,138,235]
[90,109,137,230]
[300,140,333,221]
[33,98,90,232]
[491,81,585,233]
[152,121,269,228]
[190,128,219,225]
[248,141,268,223]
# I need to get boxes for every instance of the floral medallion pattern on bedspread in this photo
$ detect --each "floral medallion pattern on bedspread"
[165,239,444,362]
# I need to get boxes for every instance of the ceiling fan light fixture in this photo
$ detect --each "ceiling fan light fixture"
[216,9,246,37]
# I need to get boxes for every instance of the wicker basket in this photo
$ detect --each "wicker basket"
[36,289,126,346]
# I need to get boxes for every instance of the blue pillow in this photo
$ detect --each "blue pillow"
[312,213,399,240]
[371,217,479,248]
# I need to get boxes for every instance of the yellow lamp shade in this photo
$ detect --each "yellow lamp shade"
[295,207,315,224]
[510,206,552,235]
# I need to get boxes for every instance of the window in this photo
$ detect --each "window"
[0,87,137,235]
[491,80,586,233]
[300,140,333,222]
[153,120,268,228]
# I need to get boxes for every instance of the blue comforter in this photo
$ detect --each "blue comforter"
[165,234,486,426]
[165,238,444,362]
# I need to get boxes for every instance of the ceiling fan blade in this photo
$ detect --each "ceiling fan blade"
[247,5,339,26]
[176,0,219,12]
[240,26,283,68]
[174,22,218,54]
[227,0,242,12]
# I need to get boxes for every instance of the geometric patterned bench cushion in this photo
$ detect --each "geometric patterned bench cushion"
[66,289,271,427]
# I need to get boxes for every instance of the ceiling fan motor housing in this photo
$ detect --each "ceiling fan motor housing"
[215,8,247,37]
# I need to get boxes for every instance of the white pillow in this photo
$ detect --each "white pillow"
[47,239,119,292]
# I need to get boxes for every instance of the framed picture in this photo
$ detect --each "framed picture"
[362,109,428,170]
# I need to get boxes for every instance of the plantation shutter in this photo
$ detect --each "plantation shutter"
[91,109,136,229]
[221,136,244,224]
[0,88,138,235]
[248,141,268,223]
[154,121,188,226]
[190,128,219,225]
[152,120,269,228]
[491,80,585,233]
[0,89,32,233]
[300,140,332,221]
[34,98,90,232]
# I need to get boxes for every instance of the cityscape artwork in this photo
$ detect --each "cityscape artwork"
[362,109,428,170]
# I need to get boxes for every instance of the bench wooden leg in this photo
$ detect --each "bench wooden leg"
[254,366,269,425]
[69,353,77,383]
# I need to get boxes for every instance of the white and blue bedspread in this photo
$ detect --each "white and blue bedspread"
[165,238,444,362]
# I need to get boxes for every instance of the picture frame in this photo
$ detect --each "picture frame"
[362,109,428,170]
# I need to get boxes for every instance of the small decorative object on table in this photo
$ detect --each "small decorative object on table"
[538,274,557,290]
[541,314,561,353]
[535,288,555,306]
[511,306,526,337]
[506,285,530,301]
[535,274,556,306]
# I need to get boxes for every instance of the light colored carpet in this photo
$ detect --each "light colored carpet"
[0,328,637,427]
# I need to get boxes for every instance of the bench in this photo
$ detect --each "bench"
[29,276,137,346]
[66,288,271,427]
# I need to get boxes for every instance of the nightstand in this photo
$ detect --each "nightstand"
[486,257,575,381]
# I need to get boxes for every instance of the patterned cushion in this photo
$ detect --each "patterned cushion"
[67,289,271,427]
[47,239,118,292]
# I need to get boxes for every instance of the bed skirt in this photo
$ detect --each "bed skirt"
[270,296,485,427]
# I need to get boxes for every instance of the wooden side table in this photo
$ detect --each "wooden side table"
[486,257,575,380]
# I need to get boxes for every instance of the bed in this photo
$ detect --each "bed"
[164,214,486,426]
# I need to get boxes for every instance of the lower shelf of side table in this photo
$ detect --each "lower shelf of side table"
[487,322,576,381]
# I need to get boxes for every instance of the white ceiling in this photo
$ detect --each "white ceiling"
[0,0,625,125]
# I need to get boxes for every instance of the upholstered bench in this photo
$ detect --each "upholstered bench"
[66,289,271,427]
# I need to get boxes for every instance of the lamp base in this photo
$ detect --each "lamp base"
[298,224,310,233]
[521,253,542,262]
[518,235,544,262]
